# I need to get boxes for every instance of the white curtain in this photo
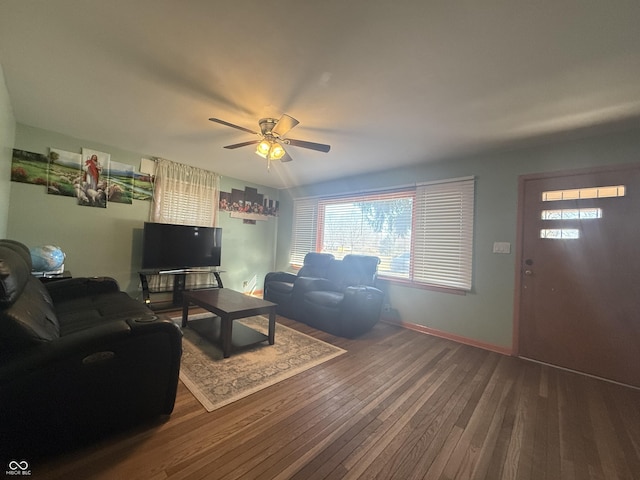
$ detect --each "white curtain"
[149,158,221,290]
[151,158,220,226]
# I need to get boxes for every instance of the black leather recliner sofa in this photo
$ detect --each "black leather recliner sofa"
[0,239,183,457]
[264,253,384,337]
[263,252,335,318]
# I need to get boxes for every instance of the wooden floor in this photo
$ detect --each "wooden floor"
[37,316,640,480]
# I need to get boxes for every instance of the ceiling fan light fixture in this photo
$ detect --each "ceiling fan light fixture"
[256,139,286,161]
[269,143,286,160]
[256,140,271,158]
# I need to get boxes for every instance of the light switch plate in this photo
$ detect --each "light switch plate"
[493,242,511,254]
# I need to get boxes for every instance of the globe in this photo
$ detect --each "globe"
[30,245,66,272]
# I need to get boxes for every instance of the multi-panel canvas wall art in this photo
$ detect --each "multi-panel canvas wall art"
[10,148,153,208]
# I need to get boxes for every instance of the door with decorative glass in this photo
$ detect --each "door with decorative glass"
[516,164,640,387]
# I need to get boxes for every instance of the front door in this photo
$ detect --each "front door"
[517,164,640,387]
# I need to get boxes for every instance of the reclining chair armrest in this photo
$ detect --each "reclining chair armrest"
[343,285,384,303]
[45,276,121,302]
[126,316,183,359]
[340,286,385,338]
[264,271,298,284]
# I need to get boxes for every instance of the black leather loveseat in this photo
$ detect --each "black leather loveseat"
[0,239,183,457]
[264,253,384,337]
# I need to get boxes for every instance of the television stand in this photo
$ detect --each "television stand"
[139,268,224,311]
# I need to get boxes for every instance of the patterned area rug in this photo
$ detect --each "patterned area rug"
[171,313,346,412]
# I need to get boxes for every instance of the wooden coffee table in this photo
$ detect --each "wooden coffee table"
[181,288,277,358]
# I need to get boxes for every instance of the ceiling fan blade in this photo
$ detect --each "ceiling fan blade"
[285,138,331,153]
[272,114,299,138]
[223,140,260,149]
[280,150,293,162]
[209,118,258,135]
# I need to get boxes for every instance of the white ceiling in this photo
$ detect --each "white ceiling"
[1,1,640,189]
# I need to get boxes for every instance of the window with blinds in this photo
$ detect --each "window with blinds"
[290,177,475,291]
[413,178,475,290]
[290,198,318,266]
[151,158,220,228]
[156,185,215,227]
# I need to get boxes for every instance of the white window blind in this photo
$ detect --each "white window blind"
[290,198,318,266]
[156,186,216,226]
[413,178,475,290]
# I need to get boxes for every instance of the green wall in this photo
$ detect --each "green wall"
[0,64,16,237]
[7,124,279,299]
[6,114,639,351]
[216,176,278,293]
[277,126,640,350]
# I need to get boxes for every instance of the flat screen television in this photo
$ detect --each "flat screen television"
[141,222,222,271]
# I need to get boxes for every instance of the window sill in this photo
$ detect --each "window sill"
[376,275,468,296]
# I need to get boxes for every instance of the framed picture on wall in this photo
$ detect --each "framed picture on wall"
[107,161,134,204]
[10,149,49,185]
[78,148,110,208]
[47,148,82,197]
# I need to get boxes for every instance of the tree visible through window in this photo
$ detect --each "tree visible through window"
[318,193,413,278]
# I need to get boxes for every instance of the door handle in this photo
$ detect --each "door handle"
[524,269,533,276]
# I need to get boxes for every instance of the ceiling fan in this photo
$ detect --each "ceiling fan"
[208,114,330,167]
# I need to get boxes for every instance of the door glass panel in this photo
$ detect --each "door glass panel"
[541,208,602,220]
[541,185,625,201]
[540,228,580,239]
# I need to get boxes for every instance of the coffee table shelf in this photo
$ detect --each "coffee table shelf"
[181,288,277,358]
[186,316,269,352]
